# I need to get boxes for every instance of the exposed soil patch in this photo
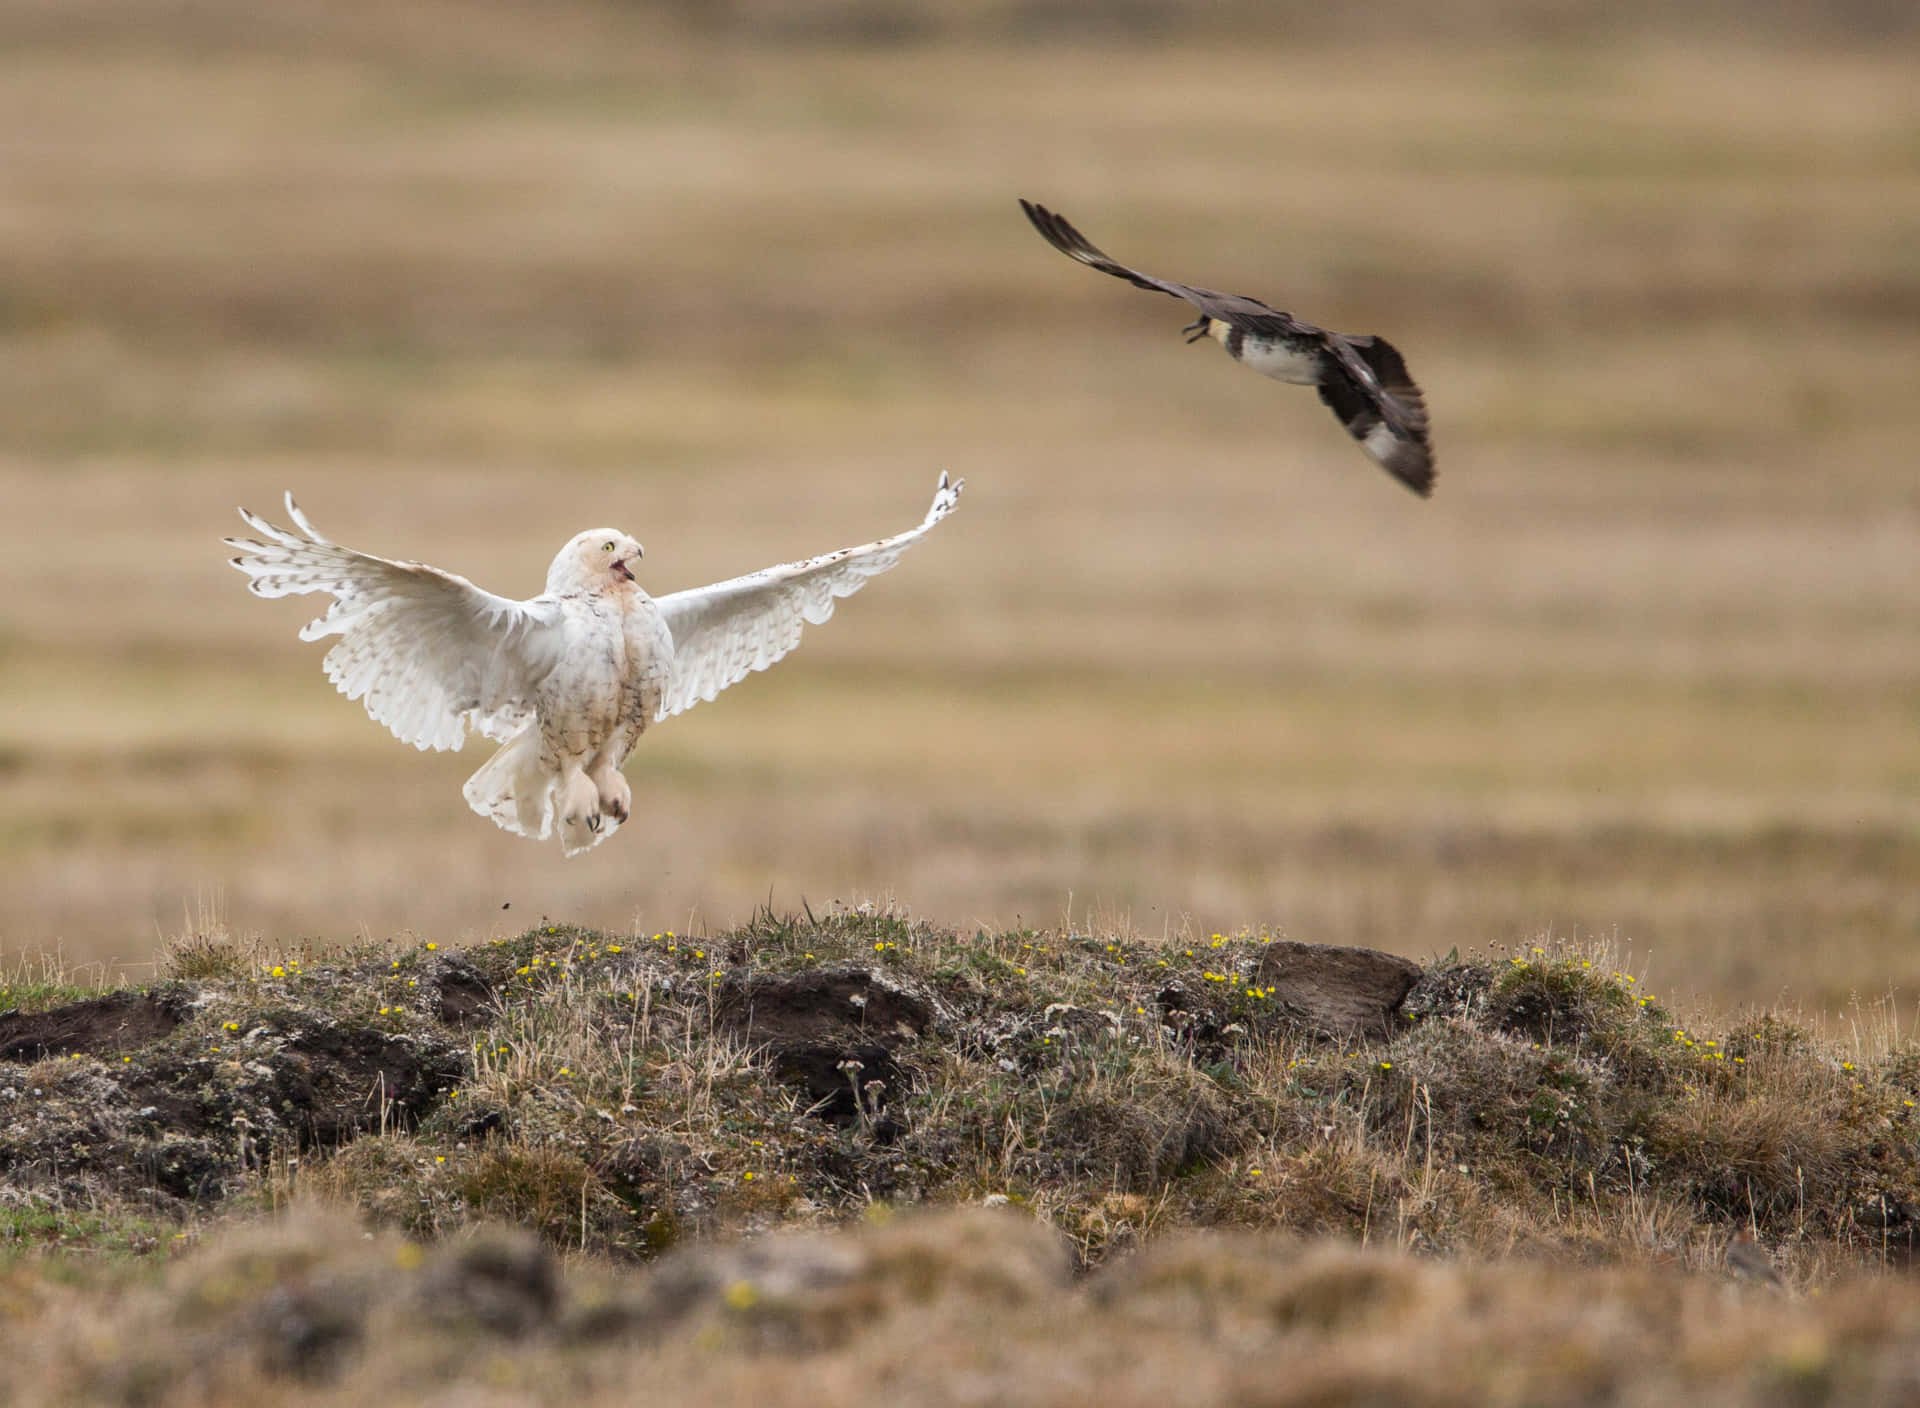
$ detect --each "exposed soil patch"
[0,989,186,1061]
[0,985,464,1207]
[714,965,941,1047]
[714,965,942,1125]
[426,957,497,1027]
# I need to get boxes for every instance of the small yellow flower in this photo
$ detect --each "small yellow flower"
[425,942,438,951]
[434,1156,446,1165]
[270,965,286,978]
[742,1171,755,1183]
[723,1280,759,1311]
[607,945,623,954]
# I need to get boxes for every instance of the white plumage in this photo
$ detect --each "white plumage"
[225,474,963,855]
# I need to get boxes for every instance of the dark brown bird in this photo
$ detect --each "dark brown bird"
[1019,199,1435,498]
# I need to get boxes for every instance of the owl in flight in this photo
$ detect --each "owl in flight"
[1020,199,1434,496]
[226,475,962,855]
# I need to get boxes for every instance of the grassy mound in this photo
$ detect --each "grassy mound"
[5,911,1917,1279]
[10,911,1920,1402]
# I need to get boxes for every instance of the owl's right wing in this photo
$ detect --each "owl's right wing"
[226,495,568,751]
[652,473,963,721]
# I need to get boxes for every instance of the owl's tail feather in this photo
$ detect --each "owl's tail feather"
[464,728,556,842]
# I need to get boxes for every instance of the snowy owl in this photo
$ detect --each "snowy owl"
[226,474,963,855]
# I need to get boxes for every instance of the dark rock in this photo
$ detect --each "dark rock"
[1254,942,1424,1042]
[0,989,186,1061]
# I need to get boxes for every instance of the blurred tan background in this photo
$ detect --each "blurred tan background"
[1,1,1915,1010]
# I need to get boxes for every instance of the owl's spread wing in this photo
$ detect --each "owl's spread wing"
[652,473,962,721]
[225,495,568,750]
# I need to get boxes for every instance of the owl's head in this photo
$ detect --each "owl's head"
[547,529,644,596]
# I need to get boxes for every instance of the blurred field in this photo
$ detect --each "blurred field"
[0,2,1915,1011]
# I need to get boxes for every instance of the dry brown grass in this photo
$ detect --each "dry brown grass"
[0,2,1914,1018]
[18,1202,1920,1408]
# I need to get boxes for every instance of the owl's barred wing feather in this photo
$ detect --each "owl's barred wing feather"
[225,495,568,751]
[653,473,962,721]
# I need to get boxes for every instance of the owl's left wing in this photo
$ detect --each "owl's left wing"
[652,474,962,721]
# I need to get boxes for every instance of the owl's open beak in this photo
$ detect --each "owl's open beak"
[612,556,636,582]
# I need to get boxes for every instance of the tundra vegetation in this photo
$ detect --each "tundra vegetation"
[5,912,1920,1403]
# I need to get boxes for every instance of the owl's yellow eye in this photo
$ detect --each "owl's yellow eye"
[602,541,614,552]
